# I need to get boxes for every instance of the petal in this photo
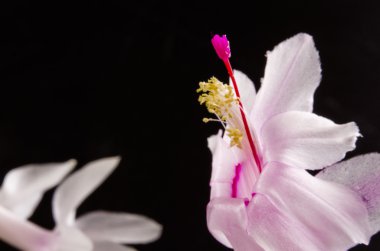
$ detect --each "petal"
[3,194,42,220]
[251,33,321,131]
[0,206,56,251]
[0,160,76,219]
[93,242,137,251]
[260,111,359,170]
[250,162,371,250]
[207,197,264,251]
[247,194,321,251]
[54,226,93,251]
[208,131,257,200]
[229,70,256,114]
[53,157,120,226]
[208,131,237,199]
[317,153,380,235]
[76,211,162,244]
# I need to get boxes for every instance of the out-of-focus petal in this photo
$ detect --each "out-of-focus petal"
[207,197,264,251]
[0,206,56,251]
[230,70,256,114]
[54,226,93,251]
[260,111,359,170]
[93,242,137,251]
[0,160,76,219]
[317,153,380,235]
[251,33,321,131]
[53,157,120,226]
[4,194,42,220]
[250,162,371,250]
[76,211,162,244]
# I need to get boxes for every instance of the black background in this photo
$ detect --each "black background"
[0,1,380,250]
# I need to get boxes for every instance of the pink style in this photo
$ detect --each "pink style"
[201,34,380,251]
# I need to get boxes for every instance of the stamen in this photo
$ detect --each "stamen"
[226,128,243,148]
[202,118,225,124]
[197,77,238,123]
[211,34,262,173]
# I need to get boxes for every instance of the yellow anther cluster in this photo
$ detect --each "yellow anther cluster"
[197,77,238,122]
[197,77,243,148]
[226,128,243,148]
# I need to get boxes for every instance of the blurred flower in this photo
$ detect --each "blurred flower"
[0,157,162,251]
[0,160,75,219]
[200,33,380,250]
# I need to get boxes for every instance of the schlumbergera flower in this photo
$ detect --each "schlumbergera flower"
[0,157,162,251]
[198,33,380,250]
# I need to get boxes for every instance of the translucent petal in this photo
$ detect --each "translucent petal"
[53,157,120,226]
[0,160,76,219]
[229,70,256,114]
[249,162,371,250]
[260,111,359,170]
[76,211,162,244]
[252,33,321,131]
[317,153,380,235]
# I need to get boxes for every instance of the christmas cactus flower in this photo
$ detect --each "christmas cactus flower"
[199,34,380,250]
[0,157,162,251]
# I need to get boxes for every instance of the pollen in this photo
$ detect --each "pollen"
[197,77,243,148]
[227,128,243,148]
[197,77,238,122]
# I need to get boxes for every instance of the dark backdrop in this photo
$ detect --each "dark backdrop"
[0,1,380,250]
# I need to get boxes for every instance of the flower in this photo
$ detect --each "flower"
[0,157,162,251]
[199,33,380,250]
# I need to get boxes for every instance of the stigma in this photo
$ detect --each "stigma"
[211,34,231,62]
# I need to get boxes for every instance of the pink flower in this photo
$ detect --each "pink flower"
[199,33,380,250]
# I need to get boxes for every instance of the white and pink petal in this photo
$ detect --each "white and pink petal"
[251,33,321,131]
[229,70,256,114]
[208,131,257,200]
[260,111,359,170]
[250,162,371,250]
[208,131,239,199]
[247,194,320,251]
